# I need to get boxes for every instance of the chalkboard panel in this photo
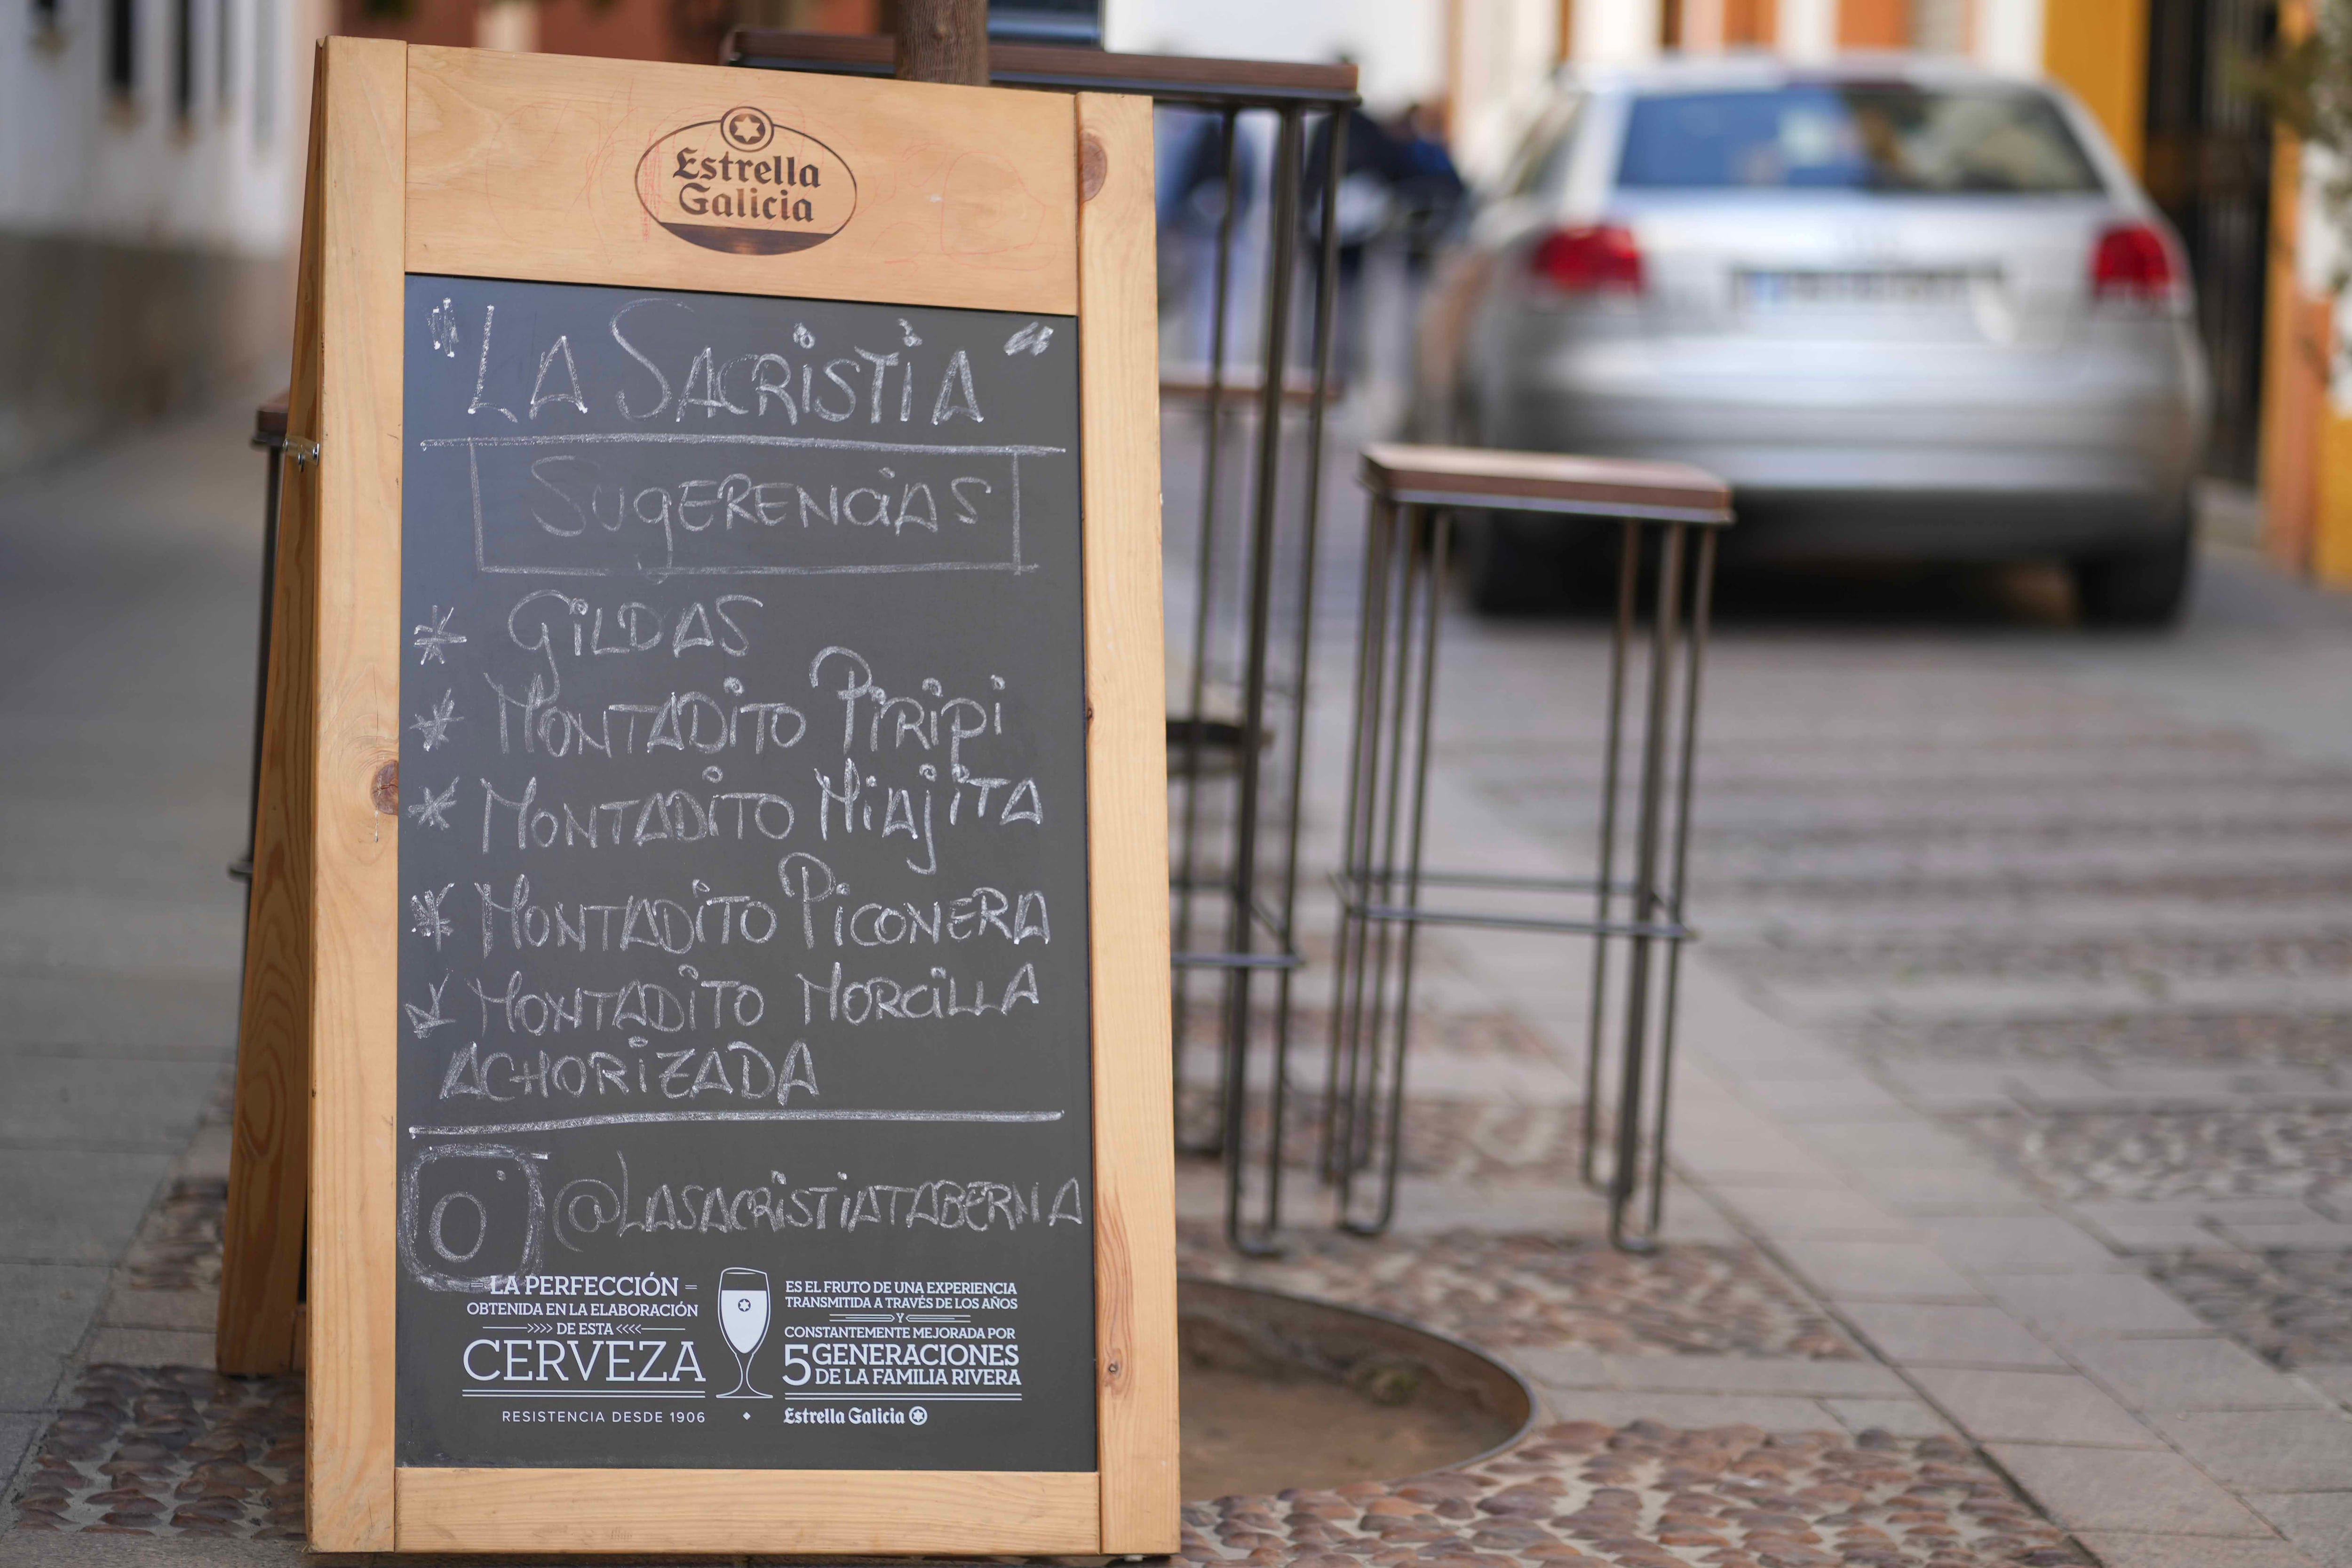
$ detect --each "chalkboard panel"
[396,273,1094,1473]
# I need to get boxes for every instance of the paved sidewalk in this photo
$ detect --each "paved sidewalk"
[1417,554,2352,1568]
[0,407,263,1492]
[8,406,2352,1568]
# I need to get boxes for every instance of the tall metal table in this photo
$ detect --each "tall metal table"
[728,33,1358,1255]
[1325,445,1731,1250]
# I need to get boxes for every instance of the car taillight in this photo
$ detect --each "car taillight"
[2091,222,2177,302]
[1528,225,1643,295]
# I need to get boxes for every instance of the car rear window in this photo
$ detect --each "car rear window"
[1617,84,2103,194]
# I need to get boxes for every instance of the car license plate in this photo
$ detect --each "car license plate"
[1735,269,1977,309]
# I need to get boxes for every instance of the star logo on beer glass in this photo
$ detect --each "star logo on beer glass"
[718,1269,772,1399]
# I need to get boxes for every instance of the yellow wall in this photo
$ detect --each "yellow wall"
[2262,118,2319,569]
[2319,415,2352,584]
[2043,0,2148,175]
[2266,0,2321,571]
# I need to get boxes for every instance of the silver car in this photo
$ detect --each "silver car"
[1416,54,2210,624]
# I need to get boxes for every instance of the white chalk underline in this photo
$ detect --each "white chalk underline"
[418,433,1066,457]
[406,1108,1065,1137]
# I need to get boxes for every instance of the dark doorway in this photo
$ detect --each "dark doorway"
[2144,0,2276,483]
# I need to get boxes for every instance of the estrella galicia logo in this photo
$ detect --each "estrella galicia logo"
[635,105,858,256]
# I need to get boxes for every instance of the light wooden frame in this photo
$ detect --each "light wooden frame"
[236,38,1173,1554]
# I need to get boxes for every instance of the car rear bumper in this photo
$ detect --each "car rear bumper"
[1481,335,2203,557]
[1703,488,2184,559]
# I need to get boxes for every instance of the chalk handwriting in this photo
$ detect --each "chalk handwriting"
[549,1154,1085,1250]
[466,965,767,1036]
[413,689,461,751]
[409,777,460,833]
[413,605,468,666]
[429,296,461,358]
[468,304,519,423]
[480,776,796,852]
[411,883,457,949]
[798,960,1040,1027]
[405,976,456,1039]
[1003,322,1053,357]
[437,1035,818,1109]
[776,854,1051,951]
[471,875,784,958]
[399,284,1093,1454]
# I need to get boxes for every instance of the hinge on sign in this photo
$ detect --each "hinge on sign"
[286,439,321,470]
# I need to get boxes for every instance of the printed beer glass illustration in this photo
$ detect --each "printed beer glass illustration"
[719,1268,771,1399]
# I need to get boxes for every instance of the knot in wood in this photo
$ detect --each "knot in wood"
[371,760,399,815]
[1080,133,1108,202]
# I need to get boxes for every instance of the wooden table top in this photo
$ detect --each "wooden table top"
[1360,443,1732,523]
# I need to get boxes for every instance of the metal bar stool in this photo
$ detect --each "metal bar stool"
[1324,445,1732,1251]
[725,35,1363,1256]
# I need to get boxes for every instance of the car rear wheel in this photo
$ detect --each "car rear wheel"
[2072,511,2194,629]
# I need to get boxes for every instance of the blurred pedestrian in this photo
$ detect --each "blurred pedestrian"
[1159,107,1261,365]
[1387,101,1467,283]
[1305,97,1409,381]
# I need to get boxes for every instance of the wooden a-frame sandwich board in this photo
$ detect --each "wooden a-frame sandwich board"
[217,36,1175,1555]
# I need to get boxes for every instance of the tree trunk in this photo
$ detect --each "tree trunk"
[893,0,987,85]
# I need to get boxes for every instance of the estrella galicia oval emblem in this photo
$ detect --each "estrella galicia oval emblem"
[636,106,858,256]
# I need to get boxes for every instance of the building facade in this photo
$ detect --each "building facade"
[0,0,325,468]
[12,0,2341,586]
[0,0,880,473]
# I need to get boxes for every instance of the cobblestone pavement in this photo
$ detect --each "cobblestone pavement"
[2152,1251,2352,1368]
[1177,1091,1597,1184]
[1448,562,2352,1564]
[16,1184,2070,1567]
[12,1366,300,1538]
[1963,1108,2352,1208]
[1176,1223,1858,1358]
[11,402,2352,1568]
[1181,1006,1565,1063]
[121,1180,225,1296]
[24,1369,2082,1567]
[1861,1011,2352,1073]
[1709,931,2352,987]
[1176,1425,2084,1568]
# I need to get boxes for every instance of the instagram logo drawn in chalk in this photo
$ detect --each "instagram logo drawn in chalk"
[719,1268,772,1399]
